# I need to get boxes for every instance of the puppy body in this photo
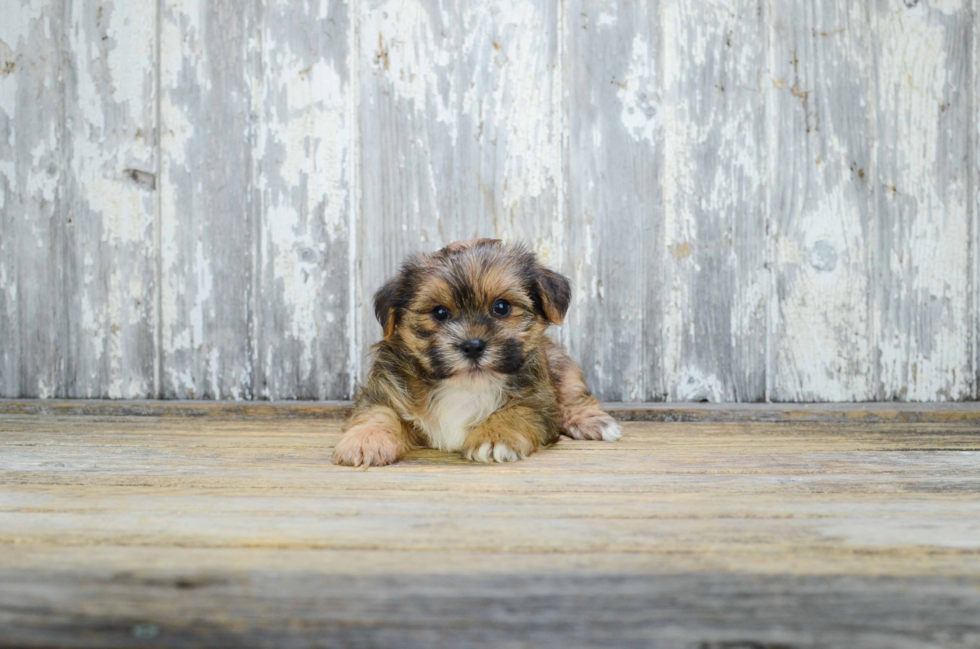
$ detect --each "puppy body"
[332,239,620,467]
[418,373,504,451]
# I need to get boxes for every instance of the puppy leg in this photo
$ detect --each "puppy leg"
[333,405,409,467]
[545,344,622,441]
[461,406,545,463]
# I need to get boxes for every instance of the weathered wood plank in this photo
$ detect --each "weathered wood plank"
[0,1,67,398]
[1,414,980,647]
[769,1,875,401]
[63,0,158,398]
[661,0,768,402]
[874,0,973,401]
[356,0,561,378]
[158,0,256,399]
[4,399,980,422]
[455,1,562,250]
[7,492,977,551]
[975,0,980,402]
[564,1,664,401]
[4,417,980,492]
[253,0,352,399]
[2,544,978,582]
[2,570,978,649]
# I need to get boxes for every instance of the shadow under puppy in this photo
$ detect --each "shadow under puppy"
[333,239,621,467]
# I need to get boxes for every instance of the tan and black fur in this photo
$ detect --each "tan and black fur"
[333,239,621,467]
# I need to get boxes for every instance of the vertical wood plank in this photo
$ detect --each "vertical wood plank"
[356,0,560,380]
[159,0,256,399]
[976,0,980,401]
[0,1,67,398]
[254,0,352,399]
[974,0,980,401]
[455,1,562,254]
[661,0,768,402]
[874,0,972,401]
[564,1,664,401]
[769,1,875,401]
[63,0,158,398]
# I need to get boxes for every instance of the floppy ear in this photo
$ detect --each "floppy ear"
[533,267,571,326]
[373,274,403,340]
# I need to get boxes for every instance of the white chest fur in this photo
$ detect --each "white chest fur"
[415,375,503,451]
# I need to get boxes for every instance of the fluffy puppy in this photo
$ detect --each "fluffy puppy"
[333,239,621,467]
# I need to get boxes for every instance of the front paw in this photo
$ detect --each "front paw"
[565,410,622,441]
[464,440,524,463]
[461,431,535,463]
[332,427,404,467]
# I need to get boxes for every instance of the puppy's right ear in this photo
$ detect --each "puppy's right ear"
[373,275,403,340]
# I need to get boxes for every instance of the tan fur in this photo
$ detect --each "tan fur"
[461,405,541,462]
[544,340,622,441]
[332,406,410,467]
[333,240,619,467]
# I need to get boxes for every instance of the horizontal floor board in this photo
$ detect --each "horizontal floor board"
[4,400,980,422]
[1,409,978,647]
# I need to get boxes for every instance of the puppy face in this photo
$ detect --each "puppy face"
[374,239,571,381]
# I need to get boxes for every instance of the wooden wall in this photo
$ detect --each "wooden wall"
[1,0,977,402]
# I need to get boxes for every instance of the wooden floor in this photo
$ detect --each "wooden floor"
[2,403,980,648]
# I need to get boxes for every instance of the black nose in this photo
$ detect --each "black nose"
[459,339,487,360]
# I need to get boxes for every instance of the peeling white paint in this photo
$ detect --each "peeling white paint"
[0,1,45,50]
[26,138,58,201]
[662,0,768,401]
[618,33,659,144]
[2,0,977,402]
[675,368,725,402]
[930,0,965,15]
[875,0,971,401]
[260,42,347,384]
[369,0,455,129]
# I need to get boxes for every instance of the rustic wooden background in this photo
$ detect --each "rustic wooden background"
[1,0,977,402]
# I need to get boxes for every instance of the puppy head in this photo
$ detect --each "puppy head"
[373,239,570,380]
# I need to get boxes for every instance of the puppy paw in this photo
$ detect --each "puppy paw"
[332,427,404,467]
[565,411,622,441]
[464,441,526,463]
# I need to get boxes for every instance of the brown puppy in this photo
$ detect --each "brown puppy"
[333,239,621,467]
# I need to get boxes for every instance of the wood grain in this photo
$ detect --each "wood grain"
[2,569,979,648]
[1,412,979,646]
[873,0,973,401]
[769,1,875,401]
[0,1,67,398]
[253,0,352,399]
[4,398,980,422]
[158,0,257,399]
[976,0,980,402]
[661,0,768,402]
[564,0,664,401]
[64,0,158,398]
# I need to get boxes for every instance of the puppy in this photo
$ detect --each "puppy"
[333,239,621,467]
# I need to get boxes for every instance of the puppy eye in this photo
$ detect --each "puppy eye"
[491,299,511,317]
[432,305,451,323]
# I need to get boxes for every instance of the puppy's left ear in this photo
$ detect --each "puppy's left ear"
[533,267,571,326]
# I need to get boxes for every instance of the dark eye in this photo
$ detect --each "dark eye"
[432,306,451,322]
[492,299,512,317]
